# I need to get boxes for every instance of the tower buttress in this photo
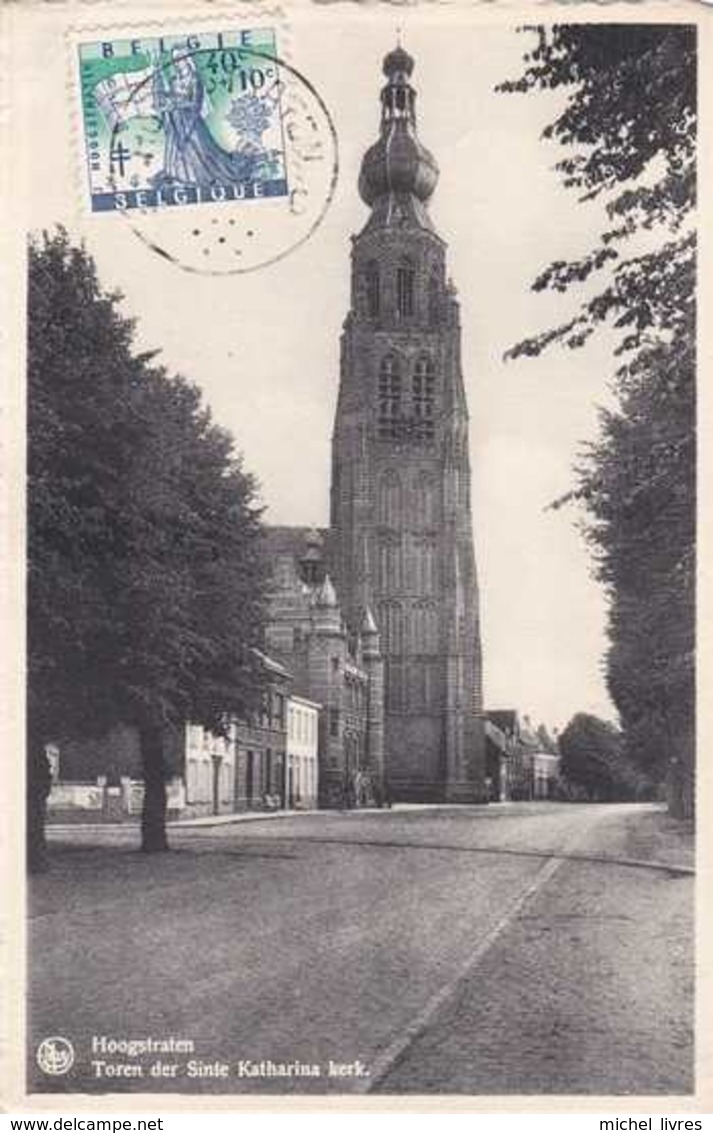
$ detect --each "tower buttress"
[361,606,385,794]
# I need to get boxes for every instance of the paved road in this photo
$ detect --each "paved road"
[29,803,693,1096]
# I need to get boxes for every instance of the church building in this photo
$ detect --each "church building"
[329,45,486,802]
[265,45,487,804]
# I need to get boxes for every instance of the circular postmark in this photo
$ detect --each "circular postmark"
[99,43,338,274]
[36,1036,75,1076]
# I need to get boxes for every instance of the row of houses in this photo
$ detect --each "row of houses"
[485,711,561,802]
[46,527,560,821]
[47,703,561,822]
[47,684,322,822]
[47,529,383,822]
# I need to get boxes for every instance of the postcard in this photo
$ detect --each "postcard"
[1,0,709,1114]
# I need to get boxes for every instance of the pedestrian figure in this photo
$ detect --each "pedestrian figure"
[383,778,392,809]
[344,776,356,810]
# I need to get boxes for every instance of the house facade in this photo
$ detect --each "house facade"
[47,654,292,820]
[485,710,561,802]
[286,695,320,809]
[263,526,384,809]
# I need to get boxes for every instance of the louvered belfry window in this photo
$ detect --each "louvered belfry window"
[413,356,435,437]
[379,355,402,436]
[396,263,415,318]
[428,274,440,327]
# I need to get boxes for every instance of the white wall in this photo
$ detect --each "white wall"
[287,699,319,807]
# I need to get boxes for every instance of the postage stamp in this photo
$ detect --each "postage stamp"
[72,23,338,274]
[78,29,289,213]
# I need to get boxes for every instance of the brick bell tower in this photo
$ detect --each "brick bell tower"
[330,45,487,802]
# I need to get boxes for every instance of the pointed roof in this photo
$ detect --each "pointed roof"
[361,606,379,636]
[315,574,338,609]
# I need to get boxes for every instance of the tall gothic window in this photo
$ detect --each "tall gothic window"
[385,659,407,711]
[412,472,436,527]
[413,601,438,653]
[379,601,405,654]
[378,535,404,590]
[411,537,435,593]
[396,262,415,318]
[377,471,402,526]
[366,262,380,318]
[413,356,436,437]
[378,355,401,436]
[428,274,440,327]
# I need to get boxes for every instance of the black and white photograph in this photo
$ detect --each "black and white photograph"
[2,0,703,1110]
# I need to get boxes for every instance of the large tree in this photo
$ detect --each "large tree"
[109,367,267,850]
[28,230,141,867]
[27,230,267,864]
[558,712,649,802]
[499,25,696,816]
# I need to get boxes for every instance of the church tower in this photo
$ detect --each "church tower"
[330,46,487,802]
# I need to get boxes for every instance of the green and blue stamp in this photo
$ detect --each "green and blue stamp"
[78,29,288,212]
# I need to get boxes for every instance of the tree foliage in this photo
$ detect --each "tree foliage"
[535,723,558,755]
[558,713,650,801]
[499,26,696,814]
[499,25,695,357]
[27,230,267,859]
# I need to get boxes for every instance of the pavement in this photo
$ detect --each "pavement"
[28,802,694,1097]
[46,800,446,833]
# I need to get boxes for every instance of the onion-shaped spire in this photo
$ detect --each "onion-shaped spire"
[358,45,439,211]
[383,44,414,79]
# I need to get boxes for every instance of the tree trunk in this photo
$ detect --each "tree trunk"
[140,724,169,852]
[666,714,695,822]
[27,719,51,873]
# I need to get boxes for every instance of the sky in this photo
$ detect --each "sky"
[15,4,628,731]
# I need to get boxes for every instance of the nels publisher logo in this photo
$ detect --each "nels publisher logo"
[36,1036,75,1076]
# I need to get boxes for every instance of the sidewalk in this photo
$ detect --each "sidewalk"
[46,801,446,835]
